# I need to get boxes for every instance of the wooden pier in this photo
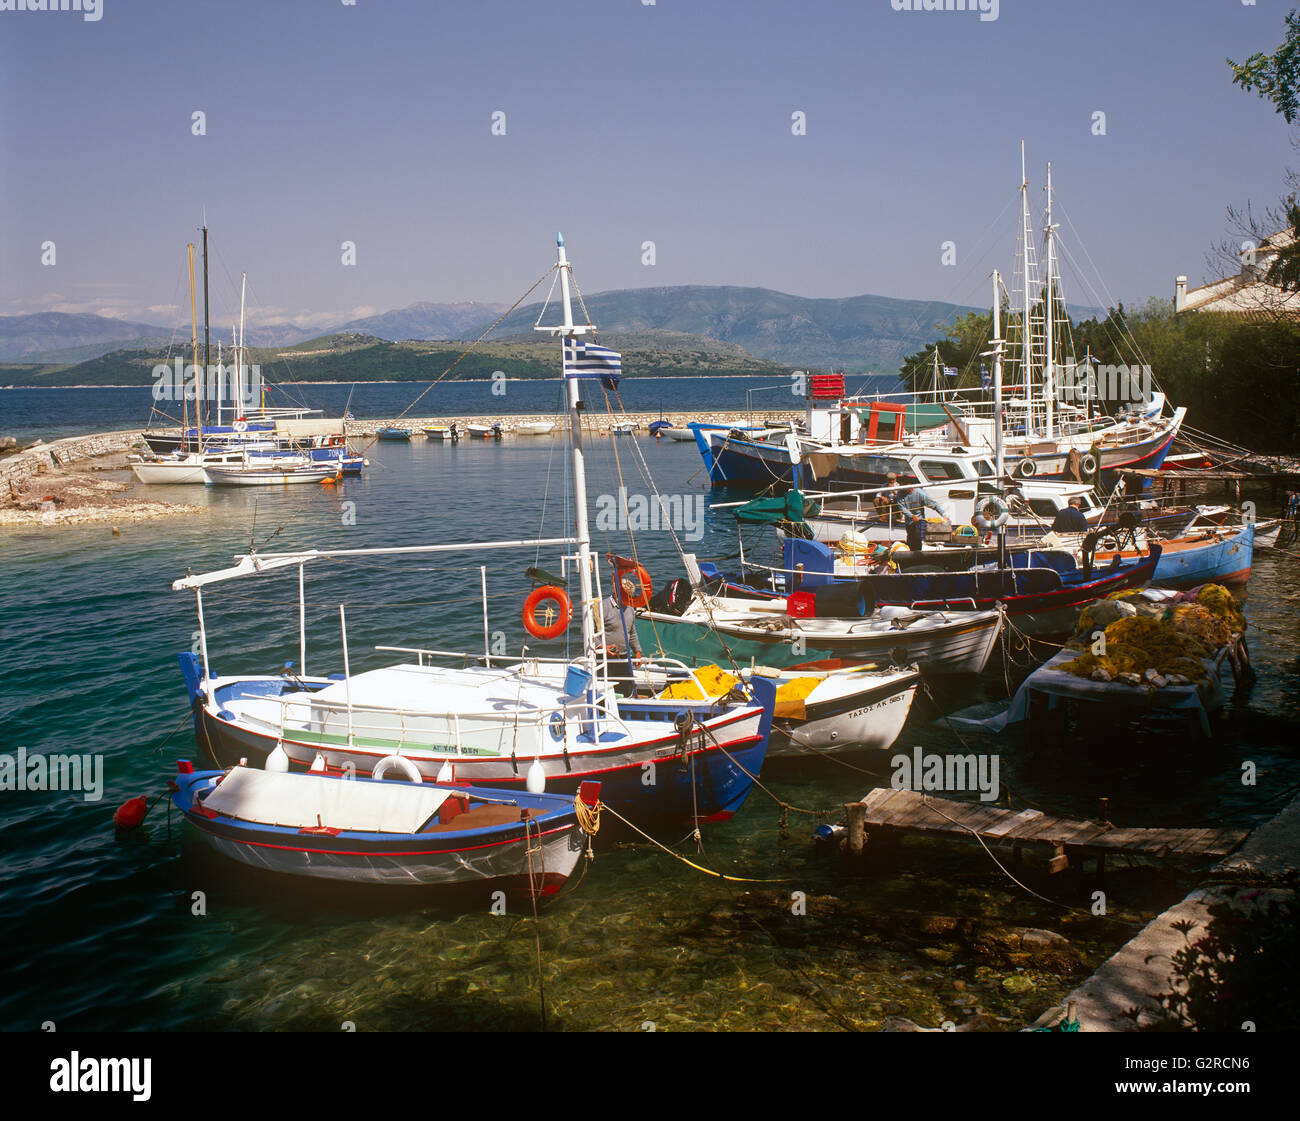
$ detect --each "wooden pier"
[841,788,1250,875]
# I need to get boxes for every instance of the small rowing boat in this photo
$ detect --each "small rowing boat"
[204,462,337,486]
[170,759,601,895]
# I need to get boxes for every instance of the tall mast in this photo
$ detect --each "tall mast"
[202,214,211,428]
[992,268,1004,480]
[1043,161,1055,440]
[238,274,247,416]
[536,235,598,682]
[188,243,199,452]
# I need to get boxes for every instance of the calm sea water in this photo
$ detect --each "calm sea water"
[1,383,1298,1032]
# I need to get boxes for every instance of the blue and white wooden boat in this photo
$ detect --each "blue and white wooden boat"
[375,426,413,441]
[171,237,778,827]
[1092,521,1254,589]
[170,760,599,894]
[702,534,1163,635]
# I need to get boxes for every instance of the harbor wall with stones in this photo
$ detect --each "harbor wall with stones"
[1,429,143,495]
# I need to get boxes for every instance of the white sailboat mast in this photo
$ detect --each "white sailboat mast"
[1043,161,1056,440]
[992,268,1004,480]
[1018,143,1035,435]
[238,274,247,417]
[539,235,599,673]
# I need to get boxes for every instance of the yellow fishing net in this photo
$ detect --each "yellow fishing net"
[657,664,820,720]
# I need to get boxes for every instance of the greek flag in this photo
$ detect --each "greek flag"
[943,365,958,378]
[563,339,623,388]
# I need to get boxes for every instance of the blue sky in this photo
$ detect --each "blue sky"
[2,0,1297,333]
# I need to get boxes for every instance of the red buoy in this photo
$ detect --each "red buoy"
[113,795,149,831]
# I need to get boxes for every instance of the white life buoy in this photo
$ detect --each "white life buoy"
[371,754,422,783]
[1080,453,1099,476]
[232,419,248,433]
[1016,458,1038,478]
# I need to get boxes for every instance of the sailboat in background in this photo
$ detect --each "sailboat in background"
[133,222,363,480]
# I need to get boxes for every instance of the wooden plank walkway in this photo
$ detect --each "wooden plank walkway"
[856,788,1249,867]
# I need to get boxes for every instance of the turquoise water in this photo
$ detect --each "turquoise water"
[2,393,1299,1031]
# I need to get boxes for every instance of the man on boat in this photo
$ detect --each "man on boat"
[1051,497,1089,533]
[603,577,643,661]
[899,484,949,522]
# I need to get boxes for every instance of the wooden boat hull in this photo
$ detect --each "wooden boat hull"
[171,768,587,893]
[638,607,1002,676]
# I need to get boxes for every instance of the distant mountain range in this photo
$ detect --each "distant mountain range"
[1,286,1104,373]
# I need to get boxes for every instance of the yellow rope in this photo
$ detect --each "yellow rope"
[596,802,788,882]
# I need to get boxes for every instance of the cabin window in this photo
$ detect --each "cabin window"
[974,460,994,477]
[918,459,965,482]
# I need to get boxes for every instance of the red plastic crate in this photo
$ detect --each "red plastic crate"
[809,373,845,399]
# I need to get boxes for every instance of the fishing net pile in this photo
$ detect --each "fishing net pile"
[1058,584,1245,687]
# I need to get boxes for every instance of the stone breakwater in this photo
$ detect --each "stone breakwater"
[0,428,141,494]
[343,409,800,437]
[0,428,202,529]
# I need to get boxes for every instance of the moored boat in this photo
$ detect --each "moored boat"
[204,462,337,486]
[170,760,600,894]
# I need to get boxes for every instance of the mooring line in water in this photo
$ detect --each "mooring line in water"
[692,721,837,820]
[523,816,548,1032]
[151,708,199,756]
[914,794,1145,931]
[597,803,788,883]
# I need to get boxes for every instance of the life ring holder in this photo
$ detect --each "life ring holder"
[1016,457,1038,478]
[522,585,572,640]
[372,755,422,783]
[613,562,653,609]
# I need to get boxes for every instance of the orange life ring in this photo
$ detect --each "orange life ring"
[522,585,571,639]
[614,563,652,608]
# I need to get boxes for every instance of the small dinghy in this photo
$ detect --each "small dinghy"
[610,420,637,434]
[422,424,458,441]
[376,427,413,441]
[516,421,556,436]
[204,462,337,486]
[466,422,504,440]
[170,759,601,895]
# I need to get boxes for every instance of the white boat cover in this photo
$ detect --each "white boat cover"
[201,768,453,834]
[272,418,347,439]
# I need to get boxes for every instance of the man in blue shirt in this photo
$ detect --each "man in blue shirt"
[1050,497,1089,533]
[899,485,949,521]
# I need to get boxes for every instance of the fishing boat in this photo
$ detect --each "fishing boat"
[466,421,504,439]
[1093,520,1254,589]
[171,236,778,826]
[204,461,337,486]
[705,534,1162,636]
[376,426,413,441]
[637,562,1003,676]
[648,411,674,438]
[641,659,919,756]
[170,759,600,894]
[423,423,459,441]
[611,420,637,435]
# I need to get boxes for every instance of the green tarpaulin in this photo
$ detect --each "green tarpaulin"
[733,489,819,525]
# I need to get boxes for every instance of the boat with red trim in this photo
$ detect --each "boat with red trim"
[169,759,600,894]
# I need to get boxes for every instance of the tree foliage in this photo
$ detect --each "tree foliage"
[1228,8,1300,124]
